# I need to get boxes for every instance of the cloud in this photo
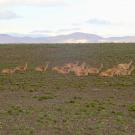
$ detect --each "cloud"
[86,18,111,26]
[31,30,53,34]
[56,28,81,32]
[31,28,81,34]
[0,0,67,7]
[0,10,21,20]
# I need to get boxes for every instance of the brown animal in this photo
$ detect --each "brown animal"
[52,62,79,75]
[99,64,122,77]
[87,64,103,74]
[64,61,79,69]
[117,60,132,70]
[67,62,80,73]
[73,66,85,76]
[1,68,16,74]
[74,68,83,76]
[110,61,134,77]
[73,62,89,76]
[52,66,70,74]
[35,64,49,72]
[127,66,135,75]
[99,64,134,77]
[15,63,28,72]
[117,65,135,76]
[99,68,116,77]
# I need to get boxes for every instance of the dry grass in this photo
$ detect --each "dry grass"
[0,43,135,135]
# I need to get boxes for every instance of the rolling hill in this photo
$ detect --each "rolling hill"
[0,32,135,43]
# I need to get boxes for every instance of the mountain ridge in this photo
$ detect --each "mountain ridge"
[0,32,135,43]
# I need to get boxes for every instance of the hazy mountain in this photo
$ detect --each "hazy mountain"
[102,36,135,43]
[0,32,135,43]
[0,34,33,43]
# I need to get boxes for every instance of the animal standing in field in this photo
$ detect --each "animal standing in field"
[15,63,28,72]
[35,64,49,72]
[1,68,16,74]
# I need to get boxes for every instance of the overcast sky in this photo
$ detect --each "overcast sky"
[0,0,135,37]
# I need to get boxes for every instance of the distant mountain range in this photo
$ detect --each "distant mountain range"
[0,32,135,43]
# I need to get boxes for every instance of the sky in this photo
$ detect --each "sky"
[0,0,135,37]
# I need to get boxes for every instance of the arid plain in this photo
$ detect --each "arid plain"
[0,43,135,135]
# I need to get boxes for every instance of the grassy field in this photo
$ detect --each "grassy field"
[0,43,135,135]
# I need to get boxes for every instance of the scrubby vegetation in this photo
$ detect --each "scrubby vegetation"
[0,43,135,135]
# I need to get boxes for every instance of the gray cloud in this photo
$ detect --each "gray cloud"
[0,10,21,20]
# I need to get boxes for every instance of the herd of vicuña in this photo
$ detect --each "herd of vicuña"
[0,60,134,77]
